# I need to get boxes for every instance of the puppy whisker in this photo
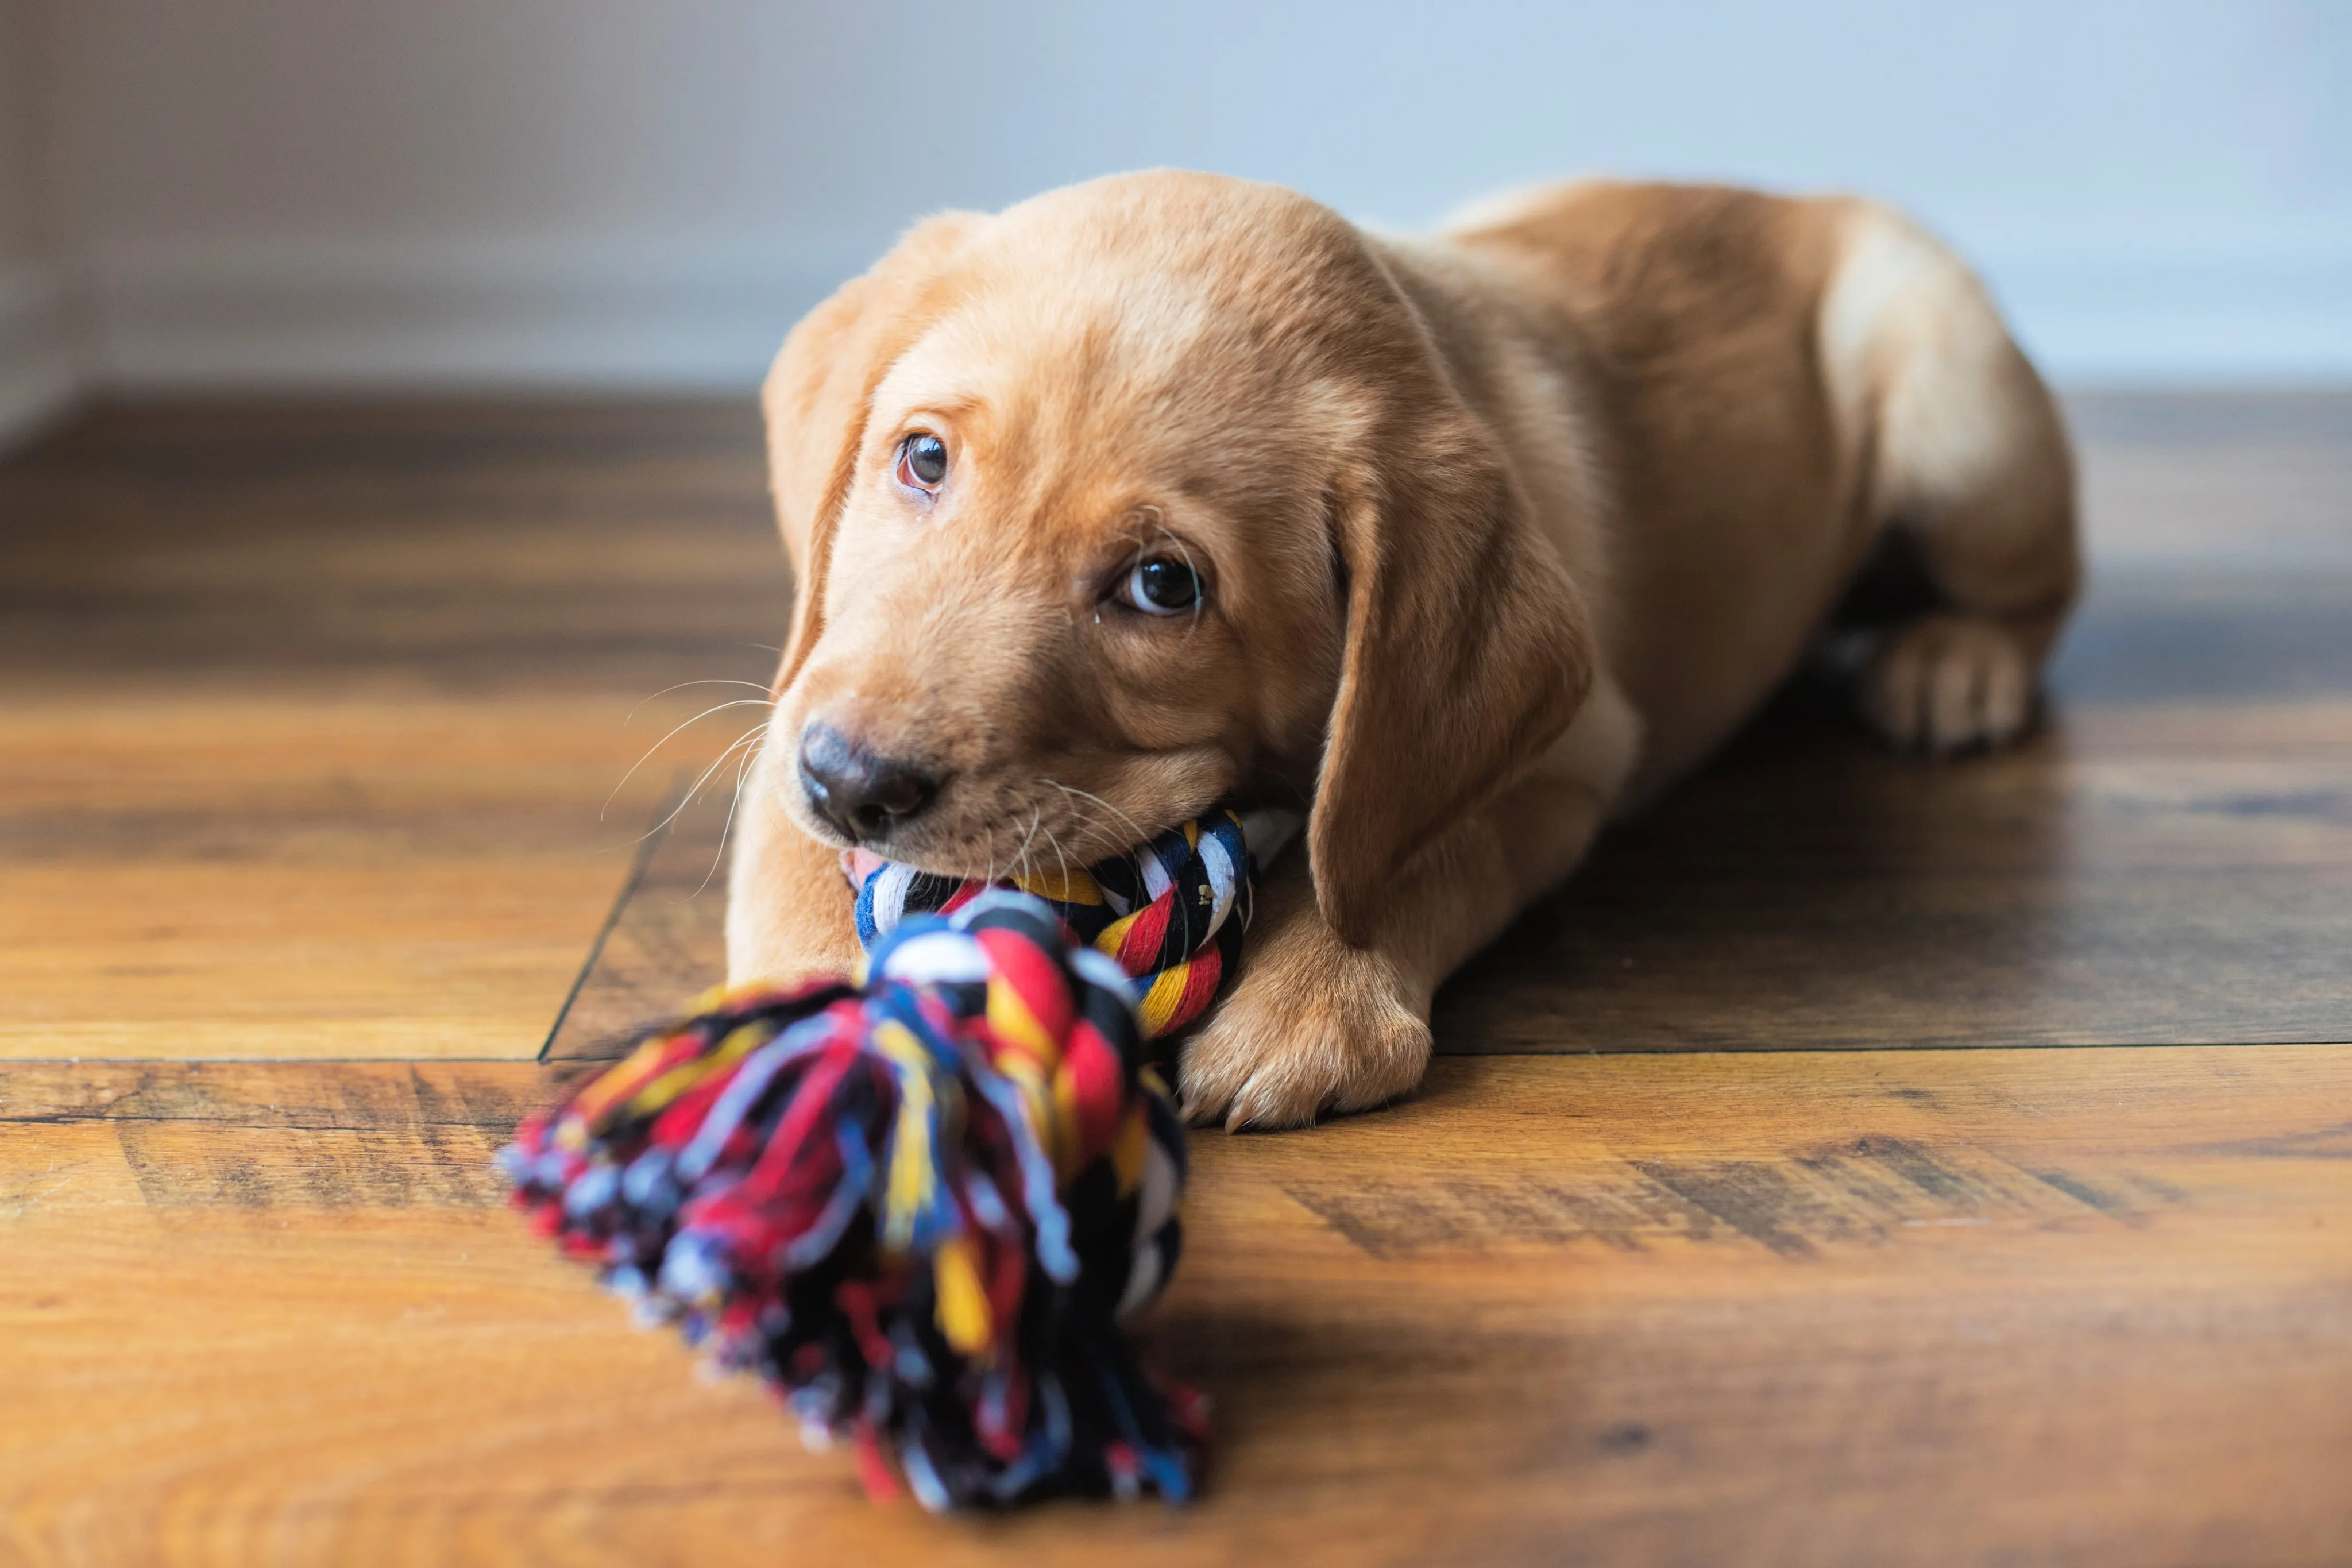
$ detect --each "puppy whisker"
[605,697,775,821]
[625,678,775,723]
[1013,806,1044,885]
[640,718,768,849]
[1044,778,1155,883]
[1042,819,1073,895]
[693,724,774,897]
[1043,779,1150,854]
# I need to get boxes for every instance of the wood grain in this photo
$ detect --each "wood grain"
[5,1046,2349,1566]
[0,696,678,1059]
[0,397,788,697]
[6,394,2351,1566]
[0,402,787,1060]
[1437,673,2352,1051]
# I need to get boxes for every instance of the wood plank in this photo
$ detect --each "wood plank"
[5,1046,2348,1565]
[2069,390,2352,569]
[0,401,787,1060]
[0,694,754,1059]
[1438,682,2352,1051]
[0,397,788,697]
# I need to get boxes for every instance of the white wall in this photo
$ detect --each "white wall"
[0,0,79,441]
[18,0,2352,407]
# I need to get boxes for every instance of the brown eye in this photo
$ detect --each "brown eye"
[1115,556,1202,615]
[896,432,947,492]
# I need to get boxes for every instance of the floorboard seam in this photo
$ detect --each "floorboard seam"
[535,774,683,1063]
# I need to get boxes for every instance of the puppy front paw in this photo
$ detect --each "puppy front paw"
[1177,919,1432,1131]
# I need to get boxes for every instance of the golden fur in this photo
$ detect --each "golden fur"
[725,172,2079,1129]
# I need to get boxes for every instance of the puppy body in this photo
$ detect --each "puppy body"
[725,173,2078,1127]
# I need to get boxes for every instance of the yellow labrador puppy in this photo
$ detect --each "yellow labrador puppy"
[725,171,2078,1129]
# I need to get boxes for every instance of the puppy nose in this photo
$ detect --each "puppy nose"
[797,722,939,842]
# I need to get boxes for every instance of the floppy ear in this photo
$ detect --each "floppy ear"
[762,211,983,697]
[1309,416,1594,945]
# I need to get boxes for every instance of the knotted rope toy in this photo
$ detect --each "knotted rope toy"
[501,806,1291,1509]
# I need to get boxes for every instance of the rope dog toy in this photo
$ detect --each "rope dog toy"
[501,806,1291,1509]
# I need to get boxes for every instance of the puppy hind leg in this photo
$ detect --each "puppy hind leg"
[1820,204,2081,755]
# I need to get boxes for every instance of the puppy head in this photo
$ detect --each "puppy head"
[760,171,1589,943]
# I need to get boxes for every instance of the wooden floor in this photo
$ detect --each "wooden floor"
[3,396,2349,1566]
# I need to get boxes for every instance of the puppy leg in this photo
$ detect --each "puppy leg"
[724,735,863,987]
[1181,677,1642,1129]
[1823,204,2081,755]
[1856,434,2076,753]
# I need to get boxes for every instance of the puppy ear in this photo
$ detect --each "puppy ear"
[1309,418,1594,945]
[762,211,982,696]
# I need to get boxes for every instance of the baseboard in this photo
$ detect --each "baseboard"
[56,237,2352,393]
[0,262,85,450]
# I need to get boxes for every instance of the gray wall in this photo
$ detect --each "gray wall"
[9,0,2352,423]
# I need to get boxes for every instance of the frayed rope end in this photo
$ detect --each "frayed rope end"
[502,889,1204,1510]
